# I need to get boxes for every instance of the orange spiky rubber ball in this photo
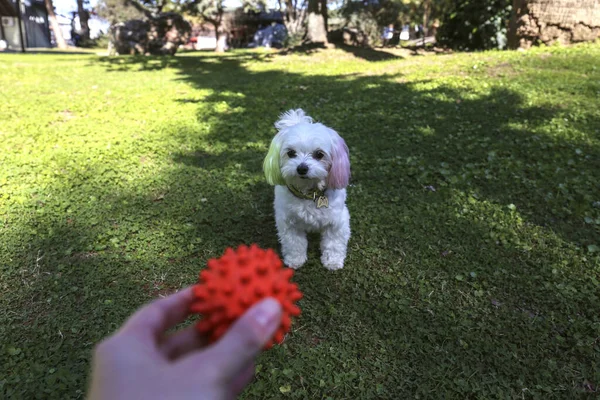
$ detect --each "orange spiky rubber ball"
[190,244,303,349]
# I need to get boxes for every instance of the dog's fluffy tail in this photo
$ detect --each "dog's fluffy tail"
[274,109,313,130]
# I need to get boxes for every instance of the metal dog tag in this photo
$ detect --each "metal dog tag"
[316,196,329,209]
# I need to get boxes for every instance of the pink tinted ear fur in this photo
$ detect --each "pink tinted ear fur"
[327,132,350,189]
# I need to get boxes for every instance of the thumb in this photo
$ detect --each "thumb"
[195,298,282,381]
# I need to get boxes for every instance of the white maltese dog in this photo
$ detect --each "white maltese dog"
[263,109,351,271]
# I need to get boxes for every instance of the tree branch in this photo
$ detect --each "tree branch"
[123,0,153,18]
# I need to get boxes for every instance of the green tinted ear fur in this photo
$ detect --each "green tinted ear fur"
[263,139,285,185]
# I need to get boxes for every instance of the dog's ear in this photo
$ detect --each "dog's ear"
[274,109,313,130]
[263,136,286,186]
[327,129,351,189]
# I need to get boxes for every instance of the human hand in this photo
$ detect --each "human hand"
[87,287,282,400]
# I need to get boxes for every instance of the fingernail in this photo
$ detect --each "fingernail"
[253,298,282,329]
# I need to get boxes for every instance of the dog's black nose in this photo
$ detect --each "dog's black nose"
[297,163,309,175]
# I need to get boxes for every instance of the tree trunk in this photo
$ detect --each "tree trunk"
[306,0,327,44]
[14,0,26,51]
[44,0,67,49]
[76,0,90,42]
[320,0,327,31]
[212,22,226,52]
[215,30,227,52]
[283,0,305,38]
[0,17,6,43]
[423,0,431,37]
[509,0,600,49]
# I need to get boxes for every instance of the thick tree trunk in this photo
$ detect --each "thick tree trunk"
[509,0,600,49]
[215,30,227,52]
[76,0,90,41]
[212,22,226,52]
[320,0,327,31]
[306,0,327,44]
[423,0,431,36]
[44,0,67,49]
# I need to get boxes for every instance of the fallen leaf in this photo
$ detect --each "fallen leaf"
[279,385,291,393]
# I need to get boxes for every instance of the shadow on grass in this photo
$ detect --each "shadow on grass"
[278,42,403,62]
[332,44,403,61]
[1,154,278,396]
[1,49,95,55]
[2,49,599,398]
[98,52,599,245]
[92,52,600,397]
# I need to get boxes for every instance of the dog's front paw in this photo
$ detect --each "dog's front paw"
[284,255,307,270]
[323,262,344,271]
[321,253,344,271]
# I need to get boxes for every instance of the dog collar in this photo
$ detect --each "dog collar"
[287,185,329,208]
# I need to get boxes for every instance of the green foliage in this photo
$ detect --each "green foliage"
[96,0,147,23]
[185,0,223,23]
[339,0,444,46]
[340,0,401,46]
[91,33,111,49]
[284,30,305,48]
[96,0,187,23]
[1,43,599,399]
[341,7,382,45]
[437,0,512,50]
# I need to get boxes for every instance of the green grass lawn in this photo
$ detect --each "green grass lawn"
[1,43,599,399]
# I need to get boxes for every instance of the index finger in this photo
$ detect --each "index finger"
[120,286,195,340]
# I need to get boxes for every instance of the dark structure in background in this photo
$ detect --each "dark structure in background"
[0,0,23,51]
[109,12,191,55]
[186,9,285,50]
[235,9,284,47]
[0,0,51,51]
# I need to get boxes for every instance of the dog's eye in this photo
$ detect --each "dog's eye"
[314,150,325,160]
[287,150,297,158]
